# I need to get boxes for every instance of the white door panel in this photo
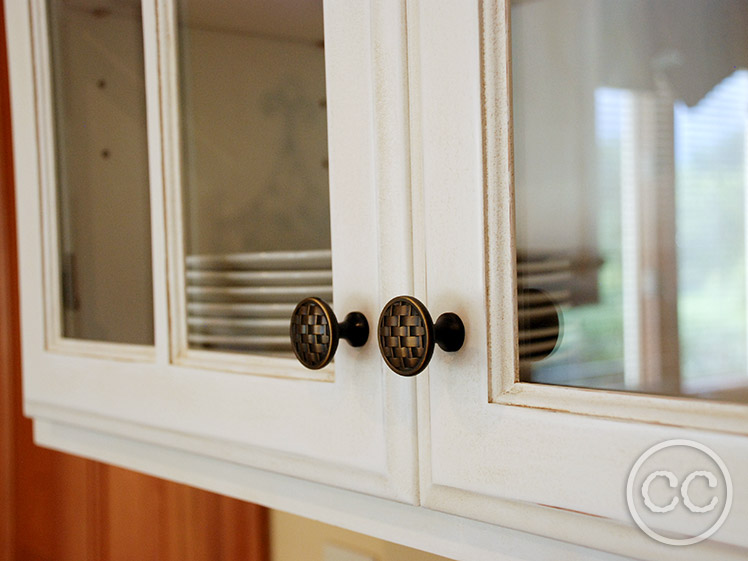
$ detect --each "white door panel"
[9,0,418,503]
[415,1,748,559]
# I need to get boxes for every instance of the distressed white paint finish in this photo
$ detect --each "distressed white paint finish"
[9,0,748,559]
[9,0,418,503]
[142,0,171,367]
[415,0,748,558]
[34,419,637,561]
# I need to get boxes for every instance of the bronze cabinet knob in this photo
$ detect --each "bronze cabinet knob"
[290,297,369,370]
[518,288,561,363]
[377,295,465,377]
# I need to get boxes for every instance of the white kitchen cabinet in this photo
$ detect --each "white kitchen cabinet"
[417,1,748,559]
[8,0,419,504]
[6,1,748,560]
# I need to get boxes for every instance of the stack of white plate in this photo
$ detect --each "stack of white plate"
[517,254,569,364]
[185,249,333,354]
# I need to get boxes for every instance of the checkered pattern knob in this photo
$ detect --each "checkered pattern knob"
[378,296,435,377]
[290,297,339,370]
[290,297,369,370]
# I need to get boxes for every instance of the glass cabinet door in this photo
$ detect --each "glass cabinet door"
[513,0,748,404]
[417,1,748,558]
[44,0,337,358]
[175,0,332,357]
[11,0,419,504]
[46,0,153,346]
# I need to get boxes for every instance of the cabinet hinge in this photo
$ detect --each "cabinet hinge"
[61,252,80,311]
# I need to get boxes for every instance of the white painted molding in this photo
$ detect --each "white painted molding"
[33,417,643,561]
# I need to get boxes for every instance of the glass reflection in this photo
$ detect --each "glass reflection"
[513,0,748,403]
[48,0,154,345]
[177,1,330,356]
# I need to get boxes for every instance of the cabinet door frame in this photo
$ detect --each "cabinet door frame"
[8,0,419,504]
[482,4,748,436]
[28,0,160,362]
[414,1,748,559]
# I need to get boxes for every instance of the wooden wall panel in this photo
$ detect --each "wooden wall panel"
[13,438,94,561]
[0,1,270,559]
[104,467,165,561]
[0,0,18,556]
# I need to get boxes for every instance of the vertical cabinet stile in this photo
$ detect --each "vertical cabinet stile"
[28,0,61,351]
[154,0,189,364]
[142,0,170,366]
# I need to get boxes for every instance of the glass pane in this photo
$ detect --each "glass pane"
[177,1,330,355]
[512,0,748,403]
[49,0,154,345]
